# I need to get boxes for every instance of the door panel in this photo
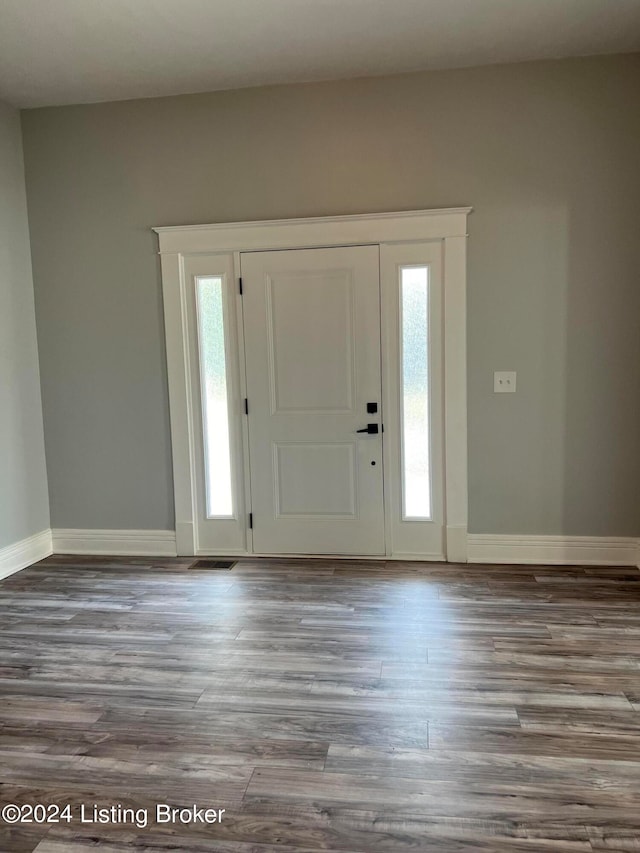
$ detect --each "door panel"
[266,270,355,413]
[274,442,357,517]
[242,246,384,555]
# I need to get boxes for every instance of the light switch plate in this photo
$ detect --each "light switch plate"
[494,371,517,393]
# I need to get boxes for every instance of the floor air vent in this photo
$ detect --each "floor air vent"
[190,559,236,570]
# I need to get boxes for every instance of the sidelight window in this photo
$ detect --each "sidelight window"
[400,266,431,519]
[195,276,234,517]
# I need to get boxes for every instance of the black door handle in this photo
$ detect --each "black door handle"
[357,423,379,434]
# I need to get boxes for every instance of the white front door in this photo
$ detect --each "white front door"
[241,246,385,555]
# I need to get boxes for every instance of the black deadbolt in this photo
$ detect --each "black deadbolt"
[367,402,378,414]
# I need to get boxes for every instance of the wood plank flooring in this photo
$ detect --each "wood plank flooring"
[1,555,640,851]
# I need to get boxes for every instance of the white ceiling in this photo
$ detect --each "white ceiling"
[1,0,640,108]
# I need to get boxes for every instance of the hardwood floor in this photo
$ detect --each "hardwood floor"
[1,555,640,851]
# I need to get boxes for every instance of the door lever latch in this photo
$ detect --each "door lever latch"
[356,423,379,434]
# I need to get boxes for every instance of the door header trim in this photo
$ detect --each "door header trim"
[153,207,472,255]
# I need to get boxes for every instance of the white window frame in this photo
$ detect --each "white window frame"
[380,242,445,559]
[154,208,470,561]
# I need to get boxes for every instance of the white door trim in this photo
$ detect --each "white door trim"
[154,208,471,560]
[154,208,470,253]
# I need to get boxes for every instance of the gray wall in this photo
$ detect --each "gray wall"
[21,53,640,536]
[0,100,49,549]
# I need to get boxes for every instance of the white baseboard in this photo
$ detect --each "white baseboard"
[0,529,53,581]
[468,534,639,566]
[41,528,640,567]
[52,529,177,557]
